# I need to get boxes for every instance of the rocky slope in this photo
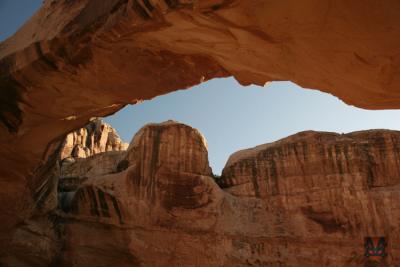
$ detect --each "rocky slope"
[6,121,395,267]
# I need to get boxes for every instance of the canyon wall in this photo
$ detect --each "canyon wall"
[219,130,400,266]
[6,120,398,266]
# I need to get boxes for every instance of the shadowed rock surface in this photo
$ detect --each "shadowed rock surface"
[0,119,128,266]
[14,121,398,266]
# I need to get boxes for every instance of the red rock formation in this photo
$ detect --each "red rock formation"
[58,121,223,267]
[0,120,128,266]
[1,0,400,266]
[221,130,400,197]
[58,118,128,196]
[219,130,400,266]
[47,122,400,266]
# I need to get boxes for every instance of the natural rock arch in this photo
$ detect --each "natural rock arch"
[0,0,400,263]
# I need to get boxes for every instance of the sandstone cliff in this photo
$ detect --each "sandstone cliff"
[33,122,400,266]
[221,130,400,197]
[219,130,400,266]
[1,1,400,259]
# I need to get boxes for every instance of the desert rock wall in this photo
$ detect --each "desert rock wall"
[56,122,400,266]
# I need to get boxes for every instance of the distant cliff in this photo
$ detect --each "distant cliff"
[59,118,128,160]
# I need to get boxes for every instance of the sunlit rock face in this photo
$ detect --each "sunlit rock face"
[60,118,128,160]
[219,130,400,266]
[46,122,400,266]
[221,130,400,196]
[1,0,400,265]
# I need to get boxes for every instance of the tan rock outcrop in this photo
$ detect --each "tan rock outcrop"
[60,151,126,181]
[57,120,127,209]
[51,122,400,266]
[59,118,128,160]
[58,150,126,211]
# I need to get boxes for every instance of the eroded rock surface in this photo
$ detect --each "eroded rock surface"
[57,118,128,212]
[60,118,128,160]
[1,1,400,260]
[39,122,400,266]
[221,130,400,197]
[57,121,224,266]
[219,130,400,266]
[0,119,128,267]
[1,1,400,266]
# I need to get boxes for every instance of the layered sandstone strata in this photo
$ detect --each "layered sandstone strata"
[219,130,400,266]
[220,130,400,196]
[56,121,223,266]
[49,122,400,266]
[1,1,400,259]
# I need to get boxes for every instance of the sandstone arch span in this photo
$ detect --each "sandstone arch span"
[0,0,400,264]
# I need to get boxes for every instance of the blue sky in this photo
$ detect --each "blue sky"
[0,0,42,41]
[105,79,400,174]
[2,1,400,174]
